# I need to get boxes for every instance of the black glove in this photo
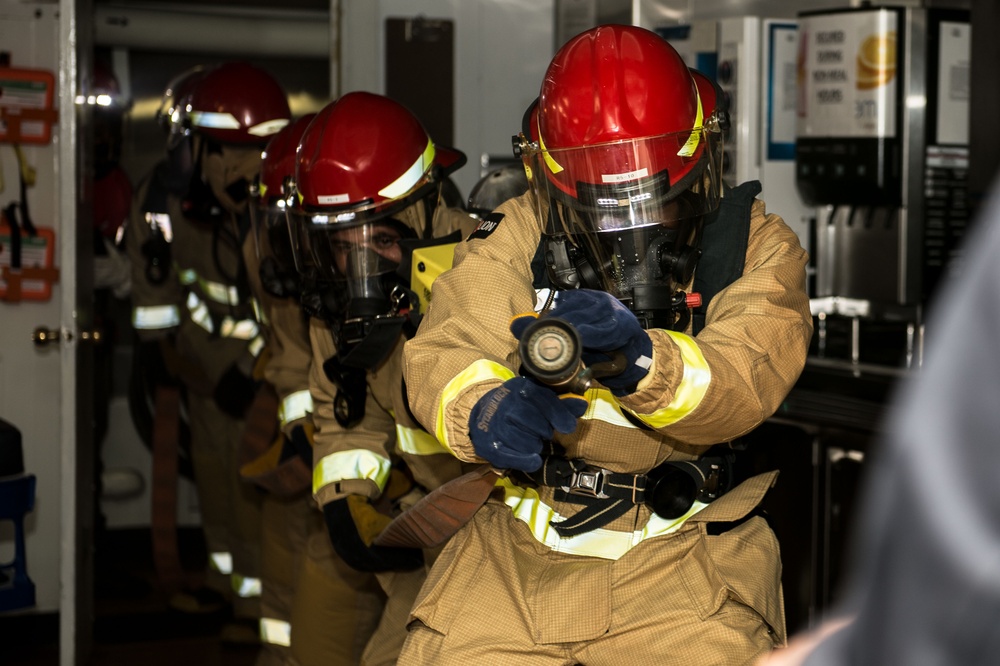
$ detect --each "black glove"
[322,496,424,573]
[468,376,588,472]
[213,363,259,419]
[285,423,314,467]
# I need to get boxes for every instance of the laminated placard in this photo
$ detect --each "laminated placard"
[0,224,58,302]
[0,67,58,145]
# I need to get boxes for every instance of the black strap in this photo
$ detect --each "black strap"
[525,456,648,538]
[691,180,759,335]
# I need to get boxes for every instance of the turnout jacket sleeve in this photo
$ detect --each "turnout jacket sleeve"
[265,297,314,434]
[309,317,396,507]
[126,173,183,340]
[402,193,541,462]
[403,193,811,461]
[240,233,314,434]
[617,199,813,443]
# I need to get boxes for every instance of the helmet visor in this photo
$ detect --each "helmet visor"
[289,217,408,290]
[523,128,723,236]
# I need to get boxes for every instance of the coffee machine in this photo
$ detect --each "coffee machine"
[796,5,970,370]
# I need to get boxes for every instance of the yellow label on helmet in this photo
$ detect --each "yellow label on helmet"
[677,92,704,158]
[537,115,564,175]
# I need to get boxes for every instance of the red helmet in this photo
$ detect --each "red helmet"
[250,113,315,269]
[256,113,316,208]
[88,58,130,113]
[289,91,464,226]
[156,65,207,138]
[187,62,291,145]
[521,25,724,233]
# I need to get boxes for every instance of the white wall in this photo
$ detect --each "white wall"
[341,0,555,200]
[0,1,64,614]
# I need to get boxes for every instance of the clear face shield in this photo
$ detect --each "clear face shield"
[249,180,302,299]
[520,125,724,330]
[285,190,417,326]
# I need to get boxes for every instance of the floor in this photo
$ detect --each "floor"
[2,528,261,666]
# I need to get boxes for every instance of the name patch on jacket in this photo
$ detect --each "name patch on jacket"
[467,212,504,241]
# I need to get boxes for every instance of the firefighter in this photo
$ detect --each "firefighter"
[284,92,478,664]
[399,25,813,663]
[125,61,291,640]
[243,113,386,665]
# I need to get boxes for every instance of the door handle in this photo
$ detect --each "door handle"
[31,326,103,348]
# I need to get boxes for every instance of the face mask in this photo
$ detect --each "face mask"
[544,218,703,331]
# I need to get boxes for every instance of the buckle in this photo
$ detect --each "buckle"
[563,465,610,499]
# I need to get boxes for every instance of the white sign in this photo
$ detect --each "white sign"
[796,9,898,139]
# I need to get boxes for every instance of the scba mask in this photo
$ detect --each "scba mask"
[304,218,420,360]
[520,128,724,331]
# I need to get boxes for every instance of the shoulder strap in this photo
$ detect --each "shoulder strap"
[691,180,761,335]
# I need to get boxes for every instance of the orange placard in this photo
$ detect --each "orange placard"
[0,224,59,302]
[0,67,58,145]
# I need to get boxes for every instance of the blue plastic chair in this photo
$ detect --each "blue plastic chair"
[0,473,37,612]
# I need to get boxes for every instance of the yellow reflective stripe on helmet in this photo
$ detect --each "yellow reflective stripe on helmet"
[190,110,241,130]
[499,477,707,560]
[677,93,704,158]
[259,618,292,647]
[279,390,314,427]
[132,304,181,330]
[210,551,233,575]
[396,423,449,456]
[232,574,262,598]
[436,360,517,453]
[312,449,392,496]
[536,116,564,175]
[623,330,710,428]
[378,138,434,199]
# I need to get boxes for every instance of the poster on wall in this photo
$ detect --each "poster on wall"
[796,9,898,140]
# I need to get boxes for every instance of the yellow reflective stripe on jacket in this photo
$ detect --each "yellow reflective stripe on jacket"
[623,330,711,428]
[232,574,262,598]
[177,265,241,306]
[259,618,291,647]
[247,334,265,357]
[185,292,260,340]
[499,477,708,561]
[313,449,392,496]
[187,292,214,333]
[396,423,449,456]
[210,551,233,575]
[144,212,173,241]
[437,359,517,453]
[279,390,313,427]
[132,304,181,330]
[581,388,637,428]
[220,317,260,340]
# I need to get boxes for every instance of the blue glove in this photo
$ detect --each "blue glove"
[512,289,653,396]
[468,376,588,472]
